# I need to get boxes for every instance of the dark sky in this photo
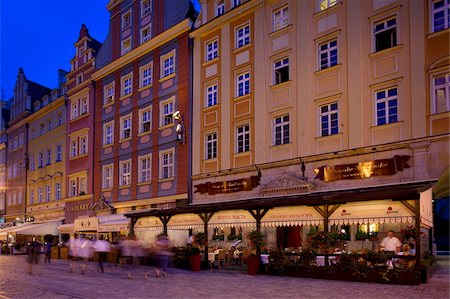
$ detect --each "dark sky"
[0,0,201,101]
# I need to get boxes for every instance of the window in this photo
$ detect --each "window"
[69,133,88,158]
[206,39,219,61]
[138,155,152,183]
[160,150,174,179]
[141,0,152,17]
[432,73,450,114]
[70,96,89,119]
[432,0,450,32]
[34,101,41,111]
[70,179,77,197]
[39,152,44,168]
[319,40,338,70]
[320,102,339,136]
[141,24,152,43]
[274,57,289,84]
[43,97,49,106]
[55,182,61,200]
[120,114,132,139]
[274,115,290,145]
[29,155,35,171]
[70,139,78,158]
[273,5,289,31]
[161,50,176,79]
[104,82,115,105]
[46,185,50,202]
[18,133,23,148]
[206,83,218,107]
[71,100,79,120]
[121,73,133,97]
[236,124,250,153]
[30,190,34,205]
[205,132,217,159]
[236,72,250,97]
[319,0,337,10]
[56,145,62,162]
[79,177,86,194]
[40,123,45,135]
[80,136,87,155]
[80,97,88,115]
[102,164,113,189]
[57,113,63,126]
[47,149,51,165]
[122,10,132,30]
[140,62,153,88]
[236,24,250,48]
[374,17,397,52]
[119,160,131,186]
[76,74,83,85]
[216,0,225,16]
[47,120,52,131]
[160,98,175,127]
[103,121,114,145]
[122,37,132,55]
[375,87,398,125]
[233,0,242,7]
[139,106,152,133]
[79,45,84,57]
[38,187,43,203]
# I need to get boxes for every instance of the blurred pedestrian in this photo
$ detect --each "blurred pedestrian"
[26,237,41,275]
[78,236,93,275]
[154,234,172,277]
[44,241,52,264]
[118,236,134,279]
[94,235,111,273]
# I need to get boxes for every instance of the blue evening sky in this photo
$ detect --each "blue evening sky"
[0,0,200,101]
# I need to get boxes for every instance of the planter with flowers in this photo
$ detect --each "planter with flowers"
[401,226,426,242]
[247,230,264,275]
[307,228,331,253]
[189,232,207,271]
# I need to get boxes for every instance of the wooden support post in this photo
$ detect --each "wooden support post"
[158,215,172,235]
[414,199,421,272]
[197,212,214,263]
[247,208,270,255]
[324,205,329,267]
[129,217,138,237]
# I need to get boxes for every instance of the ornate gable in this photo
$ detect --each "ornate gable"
[260,174,314,196]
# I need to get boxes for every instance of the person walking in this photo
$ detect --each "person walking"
[94,235,111,273]
[44,241,52,264]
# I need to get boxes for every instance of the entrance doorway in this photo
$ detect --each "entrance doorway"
[276,226,302,250]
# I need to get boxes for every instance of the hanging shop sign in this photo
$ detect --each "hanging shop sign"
[194,171,261,195]
[74,216,99,231]
[314,155,410,182]
[208,210,255,228]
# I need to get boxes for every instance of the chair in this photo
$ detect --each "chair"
[217,250,227,269]
[241,249,250,265]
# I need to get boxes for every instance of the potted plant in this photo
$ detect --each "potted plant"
[189,232,207,271]
[247,229,264,275]
[355,230,369,241]
[369,231,379,241]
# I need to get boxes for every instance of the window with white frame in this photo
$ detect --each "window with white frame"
[432,73,450,114]
[38,187,43,203]
[70,139,78,158]
[274,115,290,145]
[104,82,115,105]
[80,136,87,155]
[161,50,176,79]
[140,62,153,88]
[216,0,225,16]
[141,0,152,17]
[71,100,79,120]
[375,87,398,125]
[103,121,114,145]
[70,179,77,197]
[57,113,63,126]
[139,105,152,133]
[47,149,51,165]
[55,182,61,200]
[374,17,397,52]
[319,102,338,136]
[319,39,338,70]
[236,24,250,48]
[141,24,152,43]
[319,0,337,10]
[233,0,242,7]
[46,185,50,202]
[80,97,88,115]
[206,39,219,61]
[274,57,289,84]
[56,144,62,162]
[160,149,174,179]
[70,133,88,158]
[236,124,250,153]
[120,114,132,139]
[138,154,152,183]
[236,72,250,97]
[122,37,132,55]
[205,132,217,159]
[122,10,132,30]
[30,155,35,171]
[70,96,88,119]
[30,190,34,205]
[79,177,86,194]
[119,160,131,186]
[39,152,44,168]
[273,5,289,31]
[121,73,133,97]
[160,98,175,127]
[102,164,114,189]
[432,0,450,32]
[206,83,218,107]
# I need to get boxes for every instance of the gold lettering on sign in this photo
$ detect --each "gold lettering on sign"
[194,171,261,195]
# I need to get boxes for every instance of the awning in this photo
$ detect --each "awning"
[98,215,129,232]
[167,213,203,229]
[0,220,62,237]
[58,223,75,234]
[134,217,163,231]
[262,206,323,227]
[208,210,255,228]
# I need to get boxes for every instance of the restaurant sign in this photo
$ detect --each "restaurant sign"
[314,155,410,182]
[194,171,261,195]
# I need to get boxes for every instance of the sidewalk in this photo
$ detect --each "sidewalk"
[427,255,450,288]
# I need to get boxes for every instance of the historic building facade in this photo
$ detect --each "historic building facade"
[0,100,10,225]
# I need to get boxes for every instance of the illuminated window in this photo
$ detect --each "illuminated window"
[432,73,450,114]
[319,0,337,11]
[375,87,398,125]
[319,102,338,136]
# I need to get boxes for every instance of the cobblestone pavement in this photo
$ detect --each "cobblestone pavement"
[0,255,448,299]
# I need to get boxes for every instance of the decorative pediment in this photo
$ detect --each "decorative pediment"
[260,174,314,196]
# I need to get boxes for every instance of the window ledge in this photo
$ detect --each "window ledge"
[233,93,252,102]
[159,73,176,83]
[102,144,113,149]
[233,151,251,157]
[232,43,253,54]
[119,94,132,101]
[103,101,115,109]
[101,188,113,192]
[157,177,175,183]
[315,132,343,140]
[313,2,343,19]
[370,120,404,129]
[158,123,175,130]
[118,185,131,190]
[203,57,220,67]
[427,28,450,40]
[369,44,403,58]
[137,181,151,186]
[268,24,292,39]
[137,131,152,137]
[119,137,132,143]
[70,113,89,123]
[203,104,219,112]
[314,64,342,77]
[69,153,88,161]
[270,80,292,90]
[430,111,450,118]
[138,84,153,93]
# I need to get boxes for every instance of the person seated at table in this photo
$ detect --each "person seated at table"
[232,246,241,265]
[398,244,414,269]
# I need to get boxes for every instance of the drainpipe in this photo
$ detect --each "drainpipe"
[187,36,194,205]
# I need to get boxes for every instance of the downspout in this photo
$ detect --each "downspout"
[187,35,194,205]
[24,123,29,222]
